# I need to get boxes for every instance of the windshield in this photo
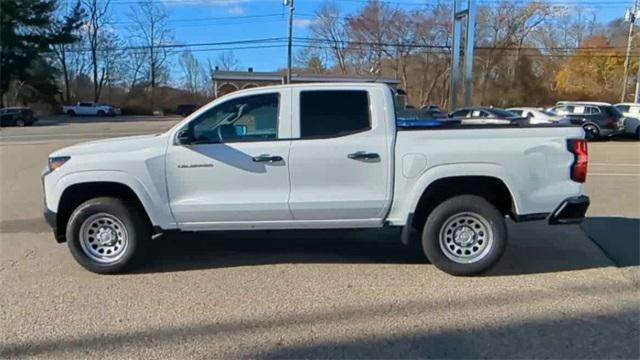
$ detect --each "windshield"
[490,109,517,117]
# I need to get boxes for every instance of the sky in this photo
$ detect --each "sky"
[104,0,631,76]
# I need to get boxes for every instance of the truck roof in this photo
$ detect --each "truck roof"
[219,82,392,97]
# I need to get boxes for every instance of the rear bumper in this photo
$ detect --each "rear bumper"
[548,195,590,225]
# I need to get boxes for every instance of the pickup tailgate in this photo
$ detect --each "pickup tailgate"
[387,126,586,224]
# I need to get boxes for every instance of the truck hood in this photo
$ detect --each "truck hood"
[50,133,166,157]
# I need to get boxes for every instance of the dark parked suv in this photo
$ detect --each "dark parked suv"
[550,102,624,139]
[0,107,37,126]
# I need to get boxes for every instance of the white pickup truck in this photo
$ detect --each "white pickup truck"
[62,102,121,117]
[43,83,590,275]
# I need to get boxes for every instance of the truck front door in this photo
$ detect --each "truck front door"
[165,89,293,228]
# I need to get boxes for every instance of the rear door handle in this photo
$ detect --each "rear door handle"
[348,151,380,161]
[252,154,283,163]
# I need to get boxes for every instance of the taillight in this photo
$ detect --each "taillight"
[568,139,588,183]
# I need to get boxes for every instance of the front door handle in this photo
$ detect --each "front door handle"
[252,154,283,163]
[348,151,380,161]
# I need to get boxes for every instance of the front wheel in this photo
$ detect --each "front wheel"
[15,119,25,127]
[66,197,150,274]
[97,110,106,117]
[422,195,507,276]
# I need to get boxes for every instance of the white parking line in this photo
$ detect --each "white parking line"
[590,163,640,167]
[0,131,153,140]
[588,173,640,177]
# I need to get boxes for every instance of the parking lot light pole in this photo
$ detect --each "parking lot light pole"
[284,0,295,84]
[622,0,638,102]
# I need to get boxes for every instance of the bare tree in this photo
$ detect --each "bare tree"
[128,0,173,107]
[180,49,206,94]
[123,45,147,90]
[50,1,85,103]
[83,0,111,102]
[309,1,349,74]
[215,50,239,71]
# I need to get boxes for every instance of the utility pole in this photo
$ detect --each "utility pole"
[284,0,295,84]
[621,0,638,102]
[450,0,476,111]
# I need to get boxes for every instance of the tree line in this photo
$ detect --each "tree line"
[1,0,637,113]
[298,0,638,109]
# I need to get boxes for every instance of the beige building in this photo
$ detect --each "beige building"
[212,69,400,97]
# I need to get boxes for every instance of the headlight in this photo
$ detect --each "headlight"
[48,156,70,172]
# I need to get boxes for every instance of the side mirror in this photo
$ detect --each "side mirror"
[177,128,192,145]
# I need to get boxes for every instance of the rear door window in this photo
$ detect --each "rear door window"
[299,90,370,138]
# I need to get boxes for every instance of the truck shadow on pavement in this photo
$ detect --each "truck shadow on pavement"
[137,217,639,276]
[2,291,638,358]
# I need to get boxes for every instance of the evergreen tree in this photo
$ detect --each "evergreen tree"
[0,0,83,106]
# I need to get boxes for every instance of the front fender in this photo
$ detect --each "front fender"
[46,170,176,229]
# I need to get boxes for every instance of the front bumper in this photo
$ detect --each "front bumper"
[43,208,65,242]
[548,195,590,225]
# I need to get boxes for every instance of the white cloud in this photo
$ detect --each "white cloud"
[226,4,244,15]
[293,18,316,28]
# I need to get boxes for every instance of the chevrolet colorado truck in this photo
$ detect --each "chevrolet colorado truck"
[43,83,590,275]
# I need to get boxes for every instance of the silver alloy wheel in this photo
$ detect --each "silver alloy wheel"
[79,213,129,263]
[438,212,494,264]
[16,119,25,127]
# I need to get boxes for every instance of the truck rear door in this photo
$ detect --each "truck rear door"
[287,87,393,224]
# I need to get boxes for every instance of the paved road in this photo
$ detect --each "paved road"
[1,121,638,358]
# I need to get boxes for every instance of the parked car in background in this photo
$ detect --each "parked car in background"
[614,103,640,139]
[449,107,519,120]
[62,102,120,117]
[177,104,198,117]
[507,107,564,124]
[0,107,37,126]
[549,102,624,139]
[420,105,442,112]
[614,102,640,117]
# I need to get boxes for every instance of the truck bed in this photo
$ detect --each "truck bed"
[386,126,585,225]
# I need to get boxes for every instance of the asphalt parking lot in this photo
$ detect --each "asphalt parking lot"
[1,117,639,358]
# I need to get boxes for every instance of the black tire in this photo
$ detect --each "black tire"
[15,118,25,127]
[66,197,150,274]
[636,127,640,140]
[583,124,599,140]
[422,195,507,276]
[67,110,76,117]
[97,110,106,117]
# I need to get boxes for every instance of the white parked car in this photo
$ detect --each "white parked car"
[613,102,640,118]
[42,83,590,276]
[614,103,640,139]
[62,102,121,117]
[507,107,564,124]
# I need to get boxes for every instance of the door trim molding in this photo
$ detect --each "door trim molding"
[178,219,383,231]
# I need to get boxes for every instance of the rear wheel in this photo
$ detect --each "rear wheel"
[67,110,76,117]
[66,197,150,274]
[422,195,507,276]
[636,127,640,140]
[583,124,599,140]
[97,110,106,117]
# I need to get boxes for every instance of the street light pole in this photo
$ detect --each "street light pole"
[285,0,295,84]
[621,0,638,102]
